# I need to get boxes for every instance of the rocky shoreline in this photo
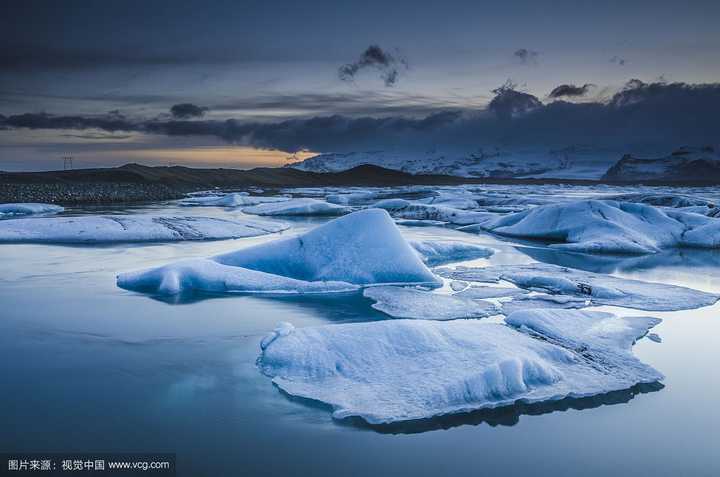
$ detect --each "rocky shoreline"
[0,182,189,205]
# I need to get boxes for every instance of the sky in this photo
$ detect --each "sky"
[1,0,719,171]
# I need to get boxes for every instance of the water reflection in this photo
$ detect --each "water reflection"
[337,382,665,434]
[517,245,720,275]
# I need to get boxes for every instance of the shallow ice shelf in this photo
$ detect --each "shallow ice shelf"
[438,263,719,311]
[0,203,64,217]
[0,215,287,243]
[364,286,498,320]
[259,309,663,424]
[460,199,720,254]
[117,209,441,295]
[242,198,350,216]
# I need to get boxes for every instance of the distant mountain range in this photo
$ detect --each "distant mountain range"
[290,146,720,183]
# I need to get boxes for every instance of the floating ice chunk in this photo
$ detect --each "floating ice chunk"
[456,286,529,299]
[0,203,64,217]
[371,200,491,225]
[259,309,662,424]
[242,198,350,216]
[438,263,718,311]
[118,209,441,295]
[501,294,589,315]
[505,309,661,353]
[461,199,720,254]
[409,240,494,266]
[394,219,448,227]
[434,266,504,283]
[363,286,498,320]
[0,215,287,244]
[605,193,714,209]
[416,192,480,210]
[449,280,468,292]
[117,259,357,295]
[326,190,390,205]
[646,333,662,343]
[179,193,289,207]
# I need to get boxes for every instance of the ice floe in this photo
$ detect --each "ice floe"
[501,294,589,315]
[363,286,498,320]
[409,240,494,266]
[455,286,530,300]
[118,209,441,295]
[259,309,662,424]
[179,193,289,207]
[437,263,719,311]
[242,198,350,216]
[372,199,491,225]
[461,199,720,254]
[0,203,64,217]
[0,215,287,244]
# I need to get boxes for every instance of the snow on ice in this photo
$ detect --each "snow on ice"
[461,199,720,254]
[259,309,662,424]
[118,209,441,295]
[0,203,64,217]
[242,198,351,216]
[409,240,494,266]
[0,215,287,244]
[363,286,498,320]
[437,263,719,311]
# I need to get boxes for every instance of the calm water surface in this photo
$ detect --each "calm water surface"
[1,195,719,477]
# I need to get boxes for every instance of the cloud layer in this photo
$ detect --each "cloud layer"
[170,103,208,119]
[338,45,408,87]
[548,84,594,98]
[2,80,719,154]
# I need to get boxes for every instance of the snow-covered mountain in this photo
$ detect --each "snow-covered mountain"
[602,147,720,182]
[288,146,619,180]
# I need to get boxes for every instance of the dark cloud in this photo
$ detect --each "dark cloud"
[548,83,594,98]
[338,45,408,87]
[514,48,540,64]
[488,81,542,119]
[3,80,719,154]
[610,56,627,66]
[170,103,208,119]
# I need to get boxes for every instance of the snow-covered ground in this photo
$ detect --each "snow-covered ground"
[288,146,720,182]
[288,146,620,180]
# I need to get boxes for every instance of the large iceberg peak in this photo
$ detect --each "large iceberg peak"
[215,208,440,286]
[118,209,441,296]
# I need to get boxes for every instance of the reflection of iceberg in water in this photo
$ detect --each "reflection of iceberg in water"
[517,245,720,275]
[347,382,665,434]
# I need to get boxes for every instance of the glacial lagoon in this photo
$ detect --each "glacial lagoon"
[2,185,719,476]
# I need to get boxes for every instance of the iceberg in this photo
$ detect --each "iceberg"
[0,203,64,217]
[0,215,287,244]
[117,258,357,295]
[409,240,494,266]
[363,286,499,320]
[437,263,719,311]
[259,309,662,424]
[461,199,720,254]
[242,198,351,216]
[118,209,441,295]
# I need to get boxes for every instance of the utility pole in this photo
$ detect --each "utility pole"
[62,156,74,170]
